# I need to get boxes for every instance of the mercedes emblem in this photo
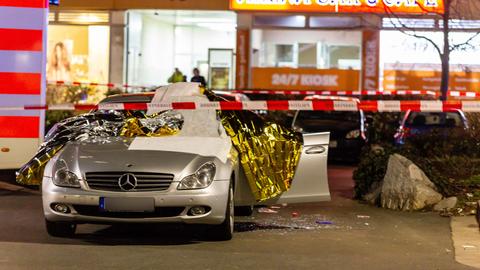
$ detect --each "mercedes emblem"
[118,173,137,191]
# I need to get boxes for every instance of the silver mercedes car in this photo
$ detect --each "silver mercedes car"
[42,90,330,241]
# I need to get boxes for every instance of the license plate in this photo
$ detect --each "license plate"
[329,140,338,148]
[99,197,155,212]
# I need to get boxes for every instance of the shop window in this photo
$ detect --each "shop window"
[298,43,317,68]
[276,44,295,66]
[382,18,435,29]
[52,12,110,24]
[125,10,236,86]
[253,29,361,70]
[441,20,480,29]
[309,16,361,28]
[48,12,56,22]
[47,25,110,83]
[327,45,360,69]
[254,15,306,28]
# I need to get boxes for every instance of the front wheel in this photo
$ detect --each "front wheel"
[210,182,234,241]
[45,219,76,237]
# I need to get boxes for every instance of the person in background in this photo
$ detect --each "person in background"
[168,68,184,83]
[190,68,207,87]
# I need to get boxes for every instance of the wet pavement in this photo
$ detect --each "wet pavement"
[0,166,475,270]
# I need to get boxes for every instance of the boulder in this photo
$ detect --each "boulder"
[381,154,443,211]
[433,197,458,211]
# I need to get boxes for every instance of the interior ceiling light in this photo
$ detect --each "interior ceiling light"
[196,22,237,31]
[181,17,235,23]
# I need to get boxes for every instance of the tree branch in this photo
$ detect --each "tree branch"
[449,31,480,51]
[384,6,444,57]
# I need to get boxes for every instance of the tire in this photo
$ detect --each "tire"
[45,219,76,237]
[210,182,234,241]
[235,205,254,216]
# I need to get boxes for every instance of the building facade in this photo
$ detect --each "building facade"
[51,0,480,92]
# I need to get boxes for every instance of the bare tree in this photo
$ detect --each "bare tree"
[384,0,480,100]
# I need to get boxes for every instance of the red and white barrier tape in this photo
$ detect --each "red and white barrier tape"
[231,89,440,96]
[46,81,480,98]
[2,100,480,112]
[231,89,480,98]
[47,81,150,90]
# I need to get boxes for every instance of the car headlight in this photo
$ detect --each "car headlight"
[53,168,80,188]
[178,162,216,190]
[346,129,361,139]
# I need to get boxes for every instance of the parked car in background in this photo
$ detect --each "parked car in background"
[394,109,468,145]
[212,90,250,102]
[291,96,368,162]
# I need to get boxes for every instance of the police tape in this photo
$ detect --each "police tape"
[231,89,480,98]
[231,89,438,96]
[47,81,150,90]
[3,100,480,112]
[46,82,480,98]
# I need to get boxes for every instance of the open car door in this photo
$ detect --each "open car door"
[266,132,330,204]
[234,132,331,205]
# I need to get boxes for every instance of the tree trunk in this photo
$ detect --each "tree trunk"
[440,54,449,101]
[440,0,451,101]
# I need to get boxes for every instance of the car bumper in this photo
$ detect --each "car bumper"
[42,177,230,225]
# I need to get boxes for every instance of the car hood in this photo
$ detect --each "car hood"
[54,137,216,181]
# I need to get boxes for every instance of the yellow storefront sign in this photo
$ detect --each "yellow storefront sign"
[230,0,444,14]
[384,69,480,92]
[252,67,360,91]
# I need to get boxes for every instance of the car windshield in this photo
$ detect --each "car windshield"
[97,94,154,114]
[296,111,360,123]
[293,111,361,133]
[406,112,464,128]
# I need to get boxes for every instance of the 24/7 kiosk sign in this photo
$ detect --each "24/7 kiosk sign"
[230,0,444,14]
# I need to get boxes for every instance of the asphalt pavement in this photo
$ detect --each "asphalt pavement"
[0,166,475,270]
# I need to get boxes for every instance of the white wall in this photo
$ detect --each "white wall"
[175,25,236,80]
[127,11,236,86]
[88,26,110,83]
[138,15,174,85]
[126,11,143,86]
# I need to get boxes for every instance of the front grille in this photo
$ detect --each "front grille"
[85,172,174,192]
[73,205,185,218]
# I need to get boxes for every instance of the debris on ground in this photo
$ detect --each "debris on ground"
[257,208,278,214]
[316,220,333,225]
[433,197,458,212]
[356,215,370,219]
[236,213,351,233]
[462,244,477,250]
[291,212,299,218]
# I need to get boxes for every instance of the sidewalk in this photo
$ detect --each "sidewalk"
[452,216,480,269]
